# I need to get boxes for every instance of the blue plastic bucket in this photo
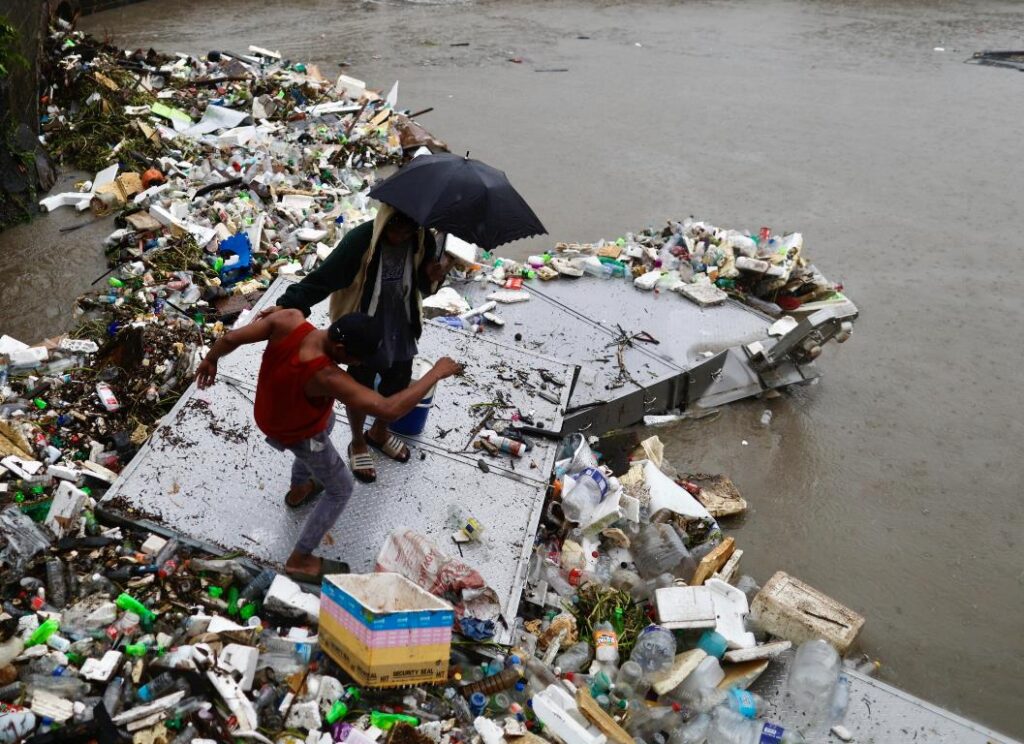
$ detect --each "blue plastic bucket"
[389,358,436,437]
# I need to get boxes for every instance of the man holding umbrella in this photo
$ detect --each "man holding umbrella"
[262,153,545,484]
[261,203,454,483]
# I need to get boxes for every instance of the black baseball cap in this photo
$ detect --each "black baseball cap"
[328,313,383,360]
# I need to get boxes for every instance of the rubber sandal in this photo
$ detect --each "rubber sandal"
[366,431,410,463]
[348,443,377,483]
[286,557,350,583]
[284,479,323,509]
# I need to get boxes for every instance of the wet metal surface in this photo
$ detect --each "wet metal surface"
[100,278,577,633]
[0,0,1017,736]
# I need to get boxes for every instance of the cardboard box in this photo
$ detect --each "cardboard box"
[319,573,453,688]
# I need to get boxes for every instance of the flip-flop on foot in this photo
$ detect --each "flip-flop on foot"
[348,443,377,483]
[286,557,350,583]
[285,479,323,509]
[366,431,411,463]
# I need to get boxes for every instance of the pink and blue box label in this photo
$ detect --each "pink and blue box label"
[319,573,454,688]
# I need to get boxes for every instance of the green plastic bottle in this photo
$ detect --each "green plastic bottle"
[370,711,419,730]
[326,700,348,724]
[116,593,157,624]
[26,618,60,647]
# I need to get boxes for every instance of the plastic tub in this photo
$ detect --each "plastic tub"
[389,358,436,436]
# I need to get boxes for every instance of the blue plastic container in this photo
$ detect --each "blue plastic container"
[389,358,435,436]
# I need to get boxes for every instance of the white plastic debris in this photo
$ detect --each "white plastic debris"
[80,650,124,681]
[264,574,320,624]
[531,685,606,744]
[218,644,259,691]
[44,481,88,539]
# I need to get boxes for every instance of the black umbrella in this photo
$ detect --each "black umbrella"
[368,153,547,250]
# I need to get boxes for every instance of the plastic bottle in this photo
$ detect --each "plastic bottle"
[593,621,620,670]
[103,676,125,715]
[95,382,120,412]
[170,723,198,744]
[554,641,592,674]
[614,660,650,699]
[26,618,60,648]
[478,430,527,457]
[239,568,277,604]
[785,640,840,727]
[631,523,696,580]
[26,674,90,697]
[138,671,181,702]
[44,559,67,609]
[460,666,522,697]
[116,593,156,624]
[828,675,850,725]
[670,712,711,744]
[707,706,805,744]
[725,688,766,719]
[629,625,676,674]
[560,467,611,523]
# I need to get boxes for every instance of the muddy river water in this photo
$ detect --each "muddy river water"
[0,0,1020,736]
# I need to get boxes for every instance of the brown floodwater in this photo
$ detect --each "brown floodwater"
[1,0,1021,736]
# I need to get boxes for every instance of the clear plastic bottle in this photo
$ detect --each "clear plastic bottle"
[631,523,696,580]
[561,467,611,523]
[785,640,840,728]
[707,707,805,744]
[629,625,676,674]
[669,712,711,744]
[554,641,592,674]
[614,660,650,700]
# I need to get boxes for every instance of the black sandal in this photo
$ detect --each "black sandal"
[286,557,350,583]
[285,479,323,508]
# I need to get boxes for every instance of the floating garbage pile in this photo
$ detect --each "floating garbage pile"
[461,221,851,320]
[0,25,428,491]
[0,23,876,744]
[0,426,875,743]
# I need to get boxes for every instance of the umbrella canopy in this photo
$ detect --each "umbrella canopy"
[368,153,547,250]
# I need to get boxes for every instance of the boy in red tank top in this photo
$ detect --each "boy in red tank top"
[197,309,462,581]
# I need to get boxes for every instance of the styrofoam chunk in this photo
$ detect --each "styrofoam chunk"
[44,481,88,539]
[218,644,259,691]
[706,578,756,649]
[81,650,124,681]
[265,574,320,624]
[655,586,717,630]
[140,534,168,556]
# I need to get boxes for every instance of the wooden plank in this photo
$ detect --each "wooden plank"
[690,536,736,586]
[576,687,634,744]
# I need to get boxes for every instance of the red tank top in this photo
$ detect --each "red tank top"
[254,322,334,445]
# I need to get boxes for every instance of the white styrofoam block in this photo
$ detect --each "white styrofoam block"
[723,640,791,664]
[45,481,88,539]
[30,689,74,722]
[531,685,606,744]
[140,534,168,556]
[0,335,28,354]
[81,650,124,681]
[345,727,381,744]
[654,586,717,630]
[46,464,82,483]
[265,575,320,624]
[207,671,257,731]
[285,700,322,731]
[218,644,259,691]
[749,571,865,654]
[706,578,756,650]
[2,456,44,479]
